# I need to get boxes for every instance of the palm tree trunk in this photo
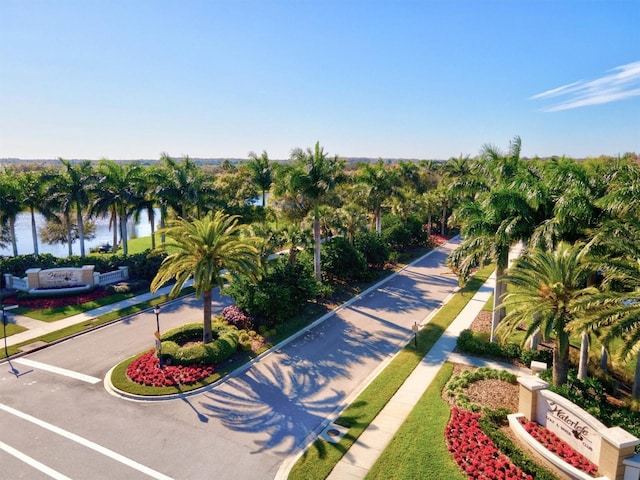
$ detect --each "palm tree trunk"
[553,333,570,386]
[111,207,118,253]
[633,354,640,400]
[160,205,167,244]
[427,213,432,237]
[66,213,73,257]
[76,205,86,258]
[529,325,541,350]
[375,208,382,234]
[600,346,608,374]
[313,207,322,281]
[203,289,213,343]
[9,217,18,257]
[441,202,447,236]
[119,215,128,256]
[30,207,39,256]
[490,264,506,342]
[577,332,589,380]
[149,208,156,250]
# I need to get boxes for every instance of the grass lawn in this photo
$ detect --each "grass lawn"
[14,291,141,322]
[365,362,464,480]
[288,264,494,480]
[0,323,28,338]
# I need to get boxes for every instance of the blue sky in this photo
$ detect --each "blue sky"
[1,0,638,161]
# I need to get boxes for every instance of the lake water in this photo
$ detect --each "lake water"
[0,209,160,258]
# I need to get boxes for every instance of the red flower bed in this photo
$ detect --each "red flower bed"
[126,349,215,388]
[446,407,532,480]
[518,417,598,476]
[4,289,110,309]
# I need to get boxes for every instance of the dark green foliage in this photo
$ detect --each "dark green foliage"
[354,231,390,267]
[382,214,427,251]
[321,236,367,281]
[478,410,558,480]
[456,329,552,365]
[159,322,239,365]
[226,257,318,326]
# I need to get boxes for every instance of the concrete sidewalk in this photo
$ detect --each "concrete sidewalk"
[2,282,184,349]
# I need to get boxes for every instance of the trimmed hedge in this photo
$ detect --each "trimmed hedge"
[457,329,553,366]
[159,322,239,366]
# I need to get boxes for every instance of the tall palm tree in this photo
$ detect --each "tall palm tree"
[448,136,543,342]
[150,212,262,343]
[498,242,597,386]
[246,150,273,207]
[275,142,345,280]
[20,170,52,256]
[354,159,396,234]
[0,171,23,256]
[59,159,95,258]
[159,154,205,219]
[92,160,143,256]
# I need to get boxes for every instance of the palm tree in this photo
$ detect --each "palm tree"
[59,159,95,258]
[159,154,205,219]
[92,160,143,256]
[20,170,52,256]
[275,142,345,280]
[447,136,543,342]
[246,150,273,207]
[0,171,22,256]
[497,242,597,386]
[150,211,262,343]
[354,159,396,234]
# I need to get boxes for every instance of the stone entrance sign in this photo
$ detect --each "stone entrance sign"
[26,266,95,291]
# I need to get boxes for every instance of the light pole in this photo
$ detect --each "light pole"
[153,305,162,368]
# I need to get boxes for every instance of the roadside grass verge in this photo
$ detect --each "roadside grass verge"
[0,323,27,338]
[288,265,494,480]
[13,291,141,322]
[365,362,464,480]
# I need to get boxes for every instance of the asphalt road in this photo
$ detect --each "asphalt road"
[0,238,461,480]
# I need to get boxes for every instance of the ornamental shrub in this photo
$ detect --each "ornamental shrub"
[321,237,367,281]
[159,322,239,365]
[354,231,390,268]
[226,257,318,326]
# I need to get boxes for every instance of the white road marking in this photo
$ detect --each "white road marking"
[0,441,72,480]
[0,403,174,480]
[13,358,101,384]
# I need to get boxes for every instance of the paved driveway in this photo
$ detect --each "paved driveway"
[0,239,461,479]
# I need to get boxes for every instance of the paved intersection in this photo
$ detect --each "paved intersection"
[0,238,475,479]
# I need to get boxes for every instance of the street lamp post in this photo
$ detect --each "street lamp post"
[153,305,163,368]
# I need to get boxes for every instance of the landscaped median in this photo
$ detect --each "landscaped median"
[287,264,495,480]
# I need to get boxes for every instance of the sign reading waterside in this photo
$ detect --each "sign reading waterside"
[536,389,604,463]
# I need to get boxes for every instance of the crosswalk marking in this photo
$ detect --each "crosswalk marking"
[13,358,101,384]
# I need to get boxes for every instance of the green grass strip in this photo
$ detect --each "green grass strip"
[288,264,494,480]
[0,323,28,338]
[365,362,464,480]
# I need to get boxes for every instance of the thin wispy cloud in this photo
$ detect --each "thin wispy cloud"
[531,61,640,112]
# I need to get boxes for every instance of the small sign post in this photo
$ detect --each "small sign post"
[412,322,419,348]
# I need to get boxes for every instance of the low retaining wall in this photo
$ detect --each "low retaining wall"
[4,266,129,293]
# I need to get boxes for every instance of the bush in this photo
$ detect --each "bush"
[226,257,318,326]
[221,305,253,330]
[159,322,239,365]
[321,237,367,281]
[354,231,390,268]
[457,329,550,365]
[382,214,428,251]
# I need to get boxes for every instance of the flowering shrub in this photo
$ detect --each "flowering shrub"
[4,288,110,309]
[221,305,253,330]
[429,234,449,246]
[126,349,215,387]
[446,407,532,480]
[518,417,598,476]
